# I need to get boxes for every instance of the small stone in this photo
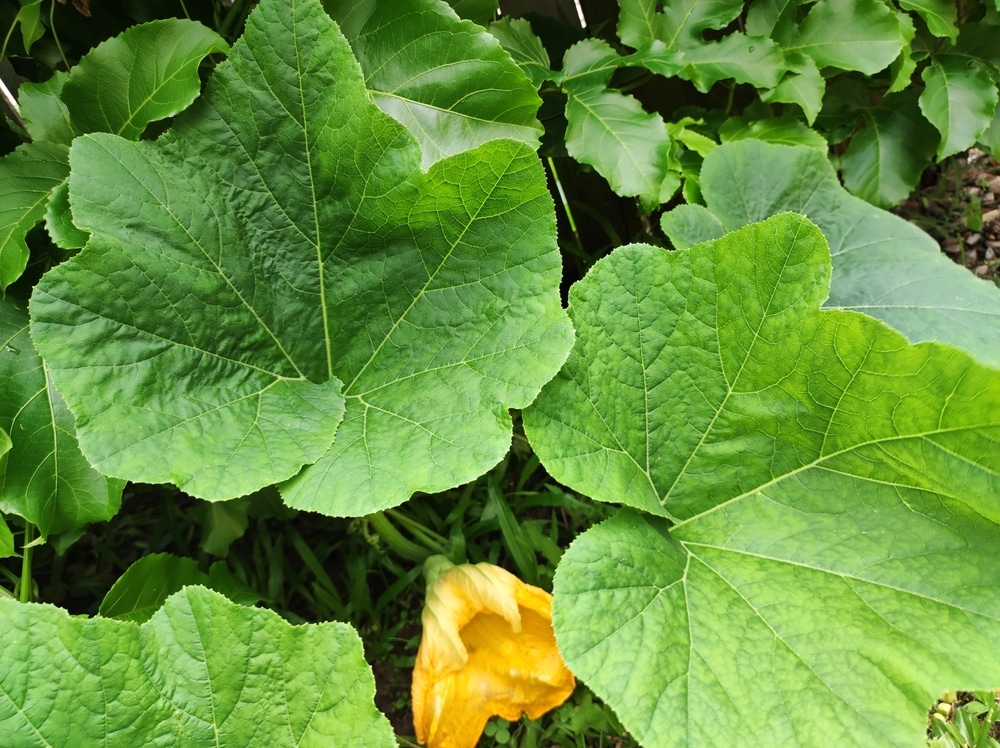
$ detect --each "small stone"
[969,186,982,197]
[943,238,961,254]
[975,264,990,277]
[988,176,1000,193]
[987,240,1000,250]
[983,208,1000,224]
[967,232,983,245]
[986,247,996,261]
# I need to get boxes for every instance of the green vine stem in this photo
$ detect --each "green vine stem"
[366,511,433,562]
[19,521,34,603]
[49,0,69,70]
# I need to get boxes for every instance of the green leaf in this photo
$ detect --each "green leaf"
[979,100,1000,154]
[661,139,1000,367]
[325,0,541,167]
[44,179,88,250]
[887,11,918,94]
[0,143,69,291]
[618,0,785,91]
[0,426,8,458]
[99,553,262,623]
[562,39,670,212]
[899,0,958,42]
[0,586,395,746]
[554,503,1000,748]
[617,0,743,50]
[0,298,123,537]
[444,0,497,24]
[14,2,43,53]
[489,17,553,87]
[0,510,12,559]
[745,0,807,42]
[526,214,1000,746]
[919,55,999,159]
[19,72,76,145]
[789,0,907,74]
[719,115,827,148]
[661,204,726,248]
[759,53,825,124]
[60,19,228,139]
[199,496,252,556]
[841,91,938,207]
[99,553,210,623]
[30,0,571,513]
[671,33,787,91]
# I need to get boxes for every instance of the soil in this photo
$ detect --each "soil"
[895,148,1000,287]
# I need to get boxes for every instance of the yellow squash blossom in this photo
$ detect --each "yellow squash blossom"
[411,556,576,748]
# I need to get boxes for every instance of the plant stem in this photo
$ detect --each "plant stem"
[367,511,431,562]
[386,508,449,551]
[19,521,34,603]
[49,0,70,70]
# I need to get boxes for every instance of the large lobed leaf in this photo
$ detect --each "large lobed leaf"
[29,0,572,512]
[0,586,395,746]
[660,139,1000,368]
[524,213,1000,747]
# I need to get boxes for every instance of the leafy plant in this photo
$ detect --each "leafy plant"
[0,0,998,746]
[930,692,1000,748]
[486,0,1000,210]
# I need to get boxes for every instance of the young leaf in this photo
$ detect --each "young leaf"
[0,298,123,537]
[919,55,999,159]
[525,214,1000,746]
[0,586,395,746]
[789,0,907,74]
[661,139,1000,367]
[324,0,541,167]
[30,0,572,513]
[60,19,228,139]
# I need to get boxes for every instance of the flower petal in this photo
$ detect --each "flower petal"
[412,559,575,748]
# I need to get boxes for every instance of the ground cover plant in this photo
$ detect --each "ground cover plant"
[0,0,998,746]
